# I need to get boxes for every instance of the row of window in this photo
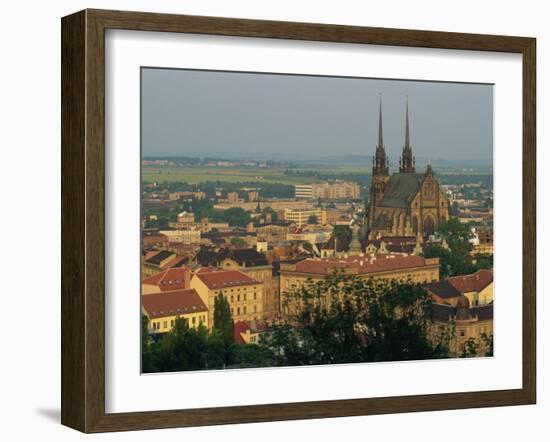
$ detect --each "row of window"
[230,305,258,316]
[151,315,206,330]
[216,291,259,302]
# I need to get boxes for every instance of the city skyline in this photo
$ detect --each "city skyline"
[142,67,493,163]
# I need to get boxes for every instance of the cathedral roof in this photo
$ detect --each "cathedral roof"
[379,173,425,208]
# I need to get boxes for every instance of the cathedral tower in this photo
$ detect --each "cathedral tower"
[368,95,390,228]
[399,97,416,173]
[372,95,389,176]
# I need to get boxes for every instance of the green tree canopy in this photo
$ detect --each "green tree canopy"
[423,218,490,278]
[332,225,352,248]
[222,207,251,227]
[230,237,247,248]
[307,214,318,224]
[261,272,450,366]
[213,293,235,347]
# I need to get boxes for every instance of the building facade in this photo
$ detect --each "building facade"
[159,229,201,244]
[282,208,324,227]
[190,269,264,328]
[141,288,208,334]
[279,253,439,318]
[295,182,360,200]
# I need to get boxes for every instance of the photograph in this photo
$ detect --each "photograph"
[140,68,495,373]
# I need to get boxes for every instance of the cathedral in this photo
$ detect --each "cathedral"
[367,97,450,240]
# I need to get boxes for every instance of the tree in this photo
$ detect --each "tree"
[460,337,479,358]
[437,217,474,253]
[141,315,155,372]
[230,237,247,248]
[222,207,251,227]
[423,218,479,277]
[262,206,277,221]
[261,272,450,366]
[213,293,234,347]
[332,225,352,250]
[481,333,494,357]
[473,253,493,270]
[307,214,318,224]
[152,318,210,372]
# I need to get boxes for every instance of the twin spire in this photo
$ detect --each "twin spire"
[372,94,389,176]
[373,95,416,175]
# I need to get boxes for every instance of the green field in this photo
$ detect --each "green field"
[142,165,492,187]
[141,166,364,185]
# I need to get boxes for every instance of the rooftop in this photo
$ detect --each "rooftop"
[379,173,425,208]
[142,289,207,319]
[194,269,260,289]
[447,270,493,293]
[145,250,175,266]
[285,254,437,276]
[142,268,190,291]
[423,279,462,299]
[429,301,493,322]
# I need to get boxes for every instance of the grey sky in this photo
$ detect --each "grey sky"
[141,68,493,164]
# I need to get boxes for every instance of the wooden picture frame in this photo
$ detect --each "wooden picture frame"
[61,8,536,433]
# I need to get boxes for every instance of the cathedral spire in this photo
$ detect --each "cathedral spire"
[426,159,433,176]
[373,94,389,176]
[399,96,416,173]
[405,96,410,149]
[378,94,384,148]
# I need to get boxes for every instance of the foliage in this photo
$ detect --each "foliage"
[141,315,155,372]
[481,333,494,357]
[437,217,474,253]
[473,254,493,270]
[213,293,235,347]
[261,206,278,221]
[460,337,479,358]
[152,319,211,371]
[230,237,247,248]
[423,218,492,278]
[231,343,275,368]
[332,225,352,249]
[307,214,318,224]
[261,273,450,366]
[221,207,251,227]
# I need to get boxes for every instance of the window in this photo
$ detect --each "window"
[237,307,240,315]
[253,305,257,313]
[460,330,465,337]
[163,321,167,329]
[254,293,257,300]
[244,294,247,301]
[231,295,234,302]
[237,294,240,302]
[170,320,174,327]
[192,317,196,325]
[243,306,247,314]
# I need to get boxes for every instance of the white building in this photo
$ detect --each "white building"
[159,229,201,244]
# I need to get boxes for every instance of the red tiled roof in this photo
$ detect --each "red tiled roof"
[142,268,190,291]
[233,320,269,344]
[233,321,250,344]
[142,289,207,319]
[447,270,493,293]
[288,254,435,276]
[194,270,260,289]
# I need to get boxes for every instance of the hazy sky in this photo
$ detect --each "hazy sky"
[141,68,493,163]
